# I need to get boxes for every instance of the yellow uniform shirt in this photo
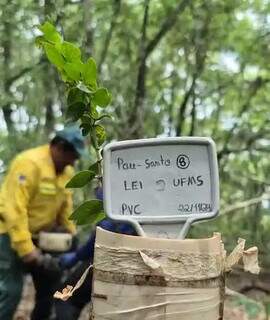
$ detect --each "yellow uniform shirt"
[0,144,76,257]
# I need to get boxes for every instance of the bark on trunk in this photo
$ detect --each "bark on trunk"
[91,228,225,320]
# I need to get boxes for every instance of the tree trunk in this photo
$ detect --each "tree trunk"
[43,0,56,135]
[44,69,55,135]
[83,0,94,57]
[126,0,190,139]
[98,0,121,73]
[91,228,225,319]
[2,2,13,133]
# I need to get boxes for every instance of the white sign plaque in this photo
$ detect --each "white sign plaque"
[103,137,219,239]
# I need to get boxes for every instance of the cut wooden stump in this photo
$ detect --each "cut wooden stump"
[91,228,226,320]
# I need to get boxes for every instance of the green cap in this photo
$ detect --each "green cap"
[55,126,85,156]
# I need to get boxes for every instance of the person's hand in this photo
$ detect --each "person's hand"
[39,254,61,272]
[59,252,78,269]
[22,248,41,264]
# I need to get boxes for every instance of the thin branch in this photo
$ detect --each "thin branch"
[83,0,94,57]
[176,2,210,136]
[220,193,270,216]
[145,0,190,59]
[217,117,270,160]
[127,0,150,138]
[64,0,83,5]
[217,144,270,158]
[176,77,197,136]
[189,92,196,136]
[248,176,270,186]
[127,0,191,138]
[2,2,13,132]
[98,0,121,73]
[168,71,177,136]
[6,67,32,87]
[6,59,45,88]
[212,99,223,137]
[44,0,56,134]
[218,77,270,160]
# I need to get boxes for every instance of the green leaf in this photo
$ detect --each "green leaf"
[64,62,81,81]
[44,43,65,69]
[81,114,93,126]
[95,125,106,146]
[70,200,104,225]
[35,36,44,48]
[92,88,111,107]
[61,41,81,62]
[82,58,97,88]
[88,161,100,174]
[90,104,99,119]
[90,211,106,225]
[66,102,86,121]
[60,70,68,82]
[77,82,91,93]
[38,22,62,43]
[66,170,95,188]
[67,87,87,106]
[80,122,91,136]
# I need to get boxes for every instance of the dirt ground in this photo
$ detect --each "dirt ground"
[13,273,267,320]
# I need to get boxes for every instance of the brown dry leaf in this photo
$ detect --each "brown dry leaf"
[225,239,260,274]
[243,246,260,274]
[54,285,73,301]
[139,251,162,270]
[225,238,246,272]
[54,265,93,301]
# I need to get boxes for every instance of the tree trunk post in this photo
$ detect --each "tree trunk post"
[91,228,226,320]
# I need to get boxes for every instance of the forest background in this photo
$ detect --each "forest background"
[0,0,270,266]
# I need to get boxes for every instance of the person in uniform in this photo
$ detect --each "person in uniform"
[0,126,84,320]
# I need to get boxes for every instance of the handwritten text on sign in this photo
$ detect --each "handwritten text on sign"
[108,145,212,217]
